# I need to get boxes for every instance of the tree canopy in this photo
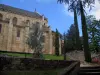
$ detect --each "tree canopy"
[26,22,44,58]
[86,15,100,52]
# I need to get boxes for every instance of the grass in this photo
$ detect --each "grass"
[0,51,69,60]
[44,54,69,60]
[0,52,32,57]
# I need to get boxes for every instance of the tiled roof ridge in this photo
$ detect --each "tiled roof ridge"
[0,4,47,20]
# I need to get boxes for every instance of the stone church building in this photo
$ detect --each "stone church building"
[0,4,61,54]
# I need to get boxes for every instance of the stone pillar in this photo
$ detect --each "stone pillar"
[11,26,16,52]
[20,28,24,52]
[7,18,13,51]
[49,29,53,54]
[59,38,61,55]
[2,24,6,50]
[24,24,30,53]
[3,24,9,50]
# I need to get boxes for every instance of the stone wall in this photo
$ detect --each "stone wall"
[0,4,62,54]
[0,10,54,54]
[0,56,80,71]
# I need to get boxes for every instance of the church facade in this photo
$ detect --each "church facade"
[0,4,61,54]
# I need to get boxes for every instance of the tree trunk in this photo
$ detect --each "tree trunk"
[80,1,91,62]
[63,33,66,60]
[74,9,81,50]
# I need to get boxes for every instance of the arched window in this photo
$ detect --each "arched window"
[0,24,2,33]
[36,22,39,24]
[12,17,17,25]
[5,18,10,23]
[17,29,20,37]
[0,13,3,20]
[44,23,45,26]
[26,20,30,26]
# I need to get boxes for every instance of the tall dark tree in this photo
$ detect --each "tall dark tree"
[57,0,97,62]
[63,32,67,60]
[74,9,81,50]
[80,1,91,62]
[55,29,60,56]
[74,9,80,49]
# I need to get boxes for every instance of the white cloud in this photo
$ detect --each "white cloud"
[63,4,74,17]
[63,0,100,20]
[87,0,100,20]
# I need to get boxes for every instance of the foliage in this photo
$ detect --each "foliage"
[63,24,82,52]
[66,24,76,50]
[55,29,60,56]
[58,0,93,62]
[63,33,67,60]
[86,15,100,52]
[58,0,95,13]
[26,22,44,58]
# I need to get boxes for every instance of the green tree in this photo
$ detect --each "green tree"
[86,15,100,52]
[26,22,44,58]
[63,32,67,60]
[65,1,81,50]
[58,0,96,62]
[66,24,76,51]
[55,29,60,56]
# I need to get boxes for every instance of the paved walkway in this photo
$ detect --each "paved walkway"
[66,50,100,67]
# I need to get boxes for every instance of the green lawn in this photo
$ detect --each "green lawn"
[44,54,69,60]
[0,51,69,60]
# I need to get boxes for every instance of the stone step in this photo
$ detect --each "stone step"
[80,68,100,72]
[79,72,100,75]
[80,67,100,72]
[80,66,100,69]
[79,66,100,75]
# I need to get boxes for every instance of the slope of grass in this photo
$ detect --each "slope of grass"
[0,51,32,57]
[44,54,69,60]
[0,51,69,60]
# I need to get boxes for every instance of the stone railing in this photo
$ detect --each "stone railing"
[59,61,80,75]
[0,56,80,75]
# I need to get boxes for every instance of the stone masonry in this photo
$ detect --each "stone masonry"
[0,4,61,55]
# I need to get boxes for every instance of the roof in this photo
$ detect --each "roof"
[0,4,47,20]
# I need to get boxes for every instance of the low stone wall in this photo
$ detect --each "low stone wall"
[0,56,80,75]
[0,50,32,55]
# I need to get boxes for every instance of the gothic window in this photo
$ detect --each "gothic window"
[0,24,2,33]
[44,23,45,26]
[0,13,3,20]
[5,18,10,23]
[36,22,39,25]
[26,20,30,26]
[17,29,20,37]
[12,17,17,25]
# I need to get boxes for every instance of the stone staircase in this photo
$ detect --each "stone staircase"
[79,66,100,75]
